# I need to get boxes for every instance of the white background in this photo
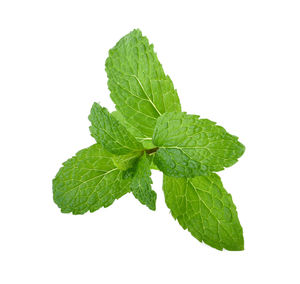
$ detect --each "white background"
[1,1,299,283]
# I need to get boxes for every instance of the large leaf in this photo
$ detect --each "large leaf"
[53,144,132,214]
[163,173,244,251]
[153,112,245,177]
[106,29,181,138]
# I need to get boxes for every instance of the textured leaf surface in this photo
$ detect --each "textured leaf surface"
[106,29,181,138]
[153,112,245,177]
[130,153,156,210]
[89,103,143,155]
[112,110,155,149]
[53,144,131,214]
[112,151,142,171]
[163,174,244,251]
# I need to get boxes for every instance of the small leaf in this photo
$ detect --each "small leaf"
[112,110,156,149]
[112,151,142,171]
[130,153,157,210]
[89,102,143,155]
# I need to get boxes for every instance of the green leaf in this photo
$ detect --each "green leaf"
[112,151,142,171]
[53,144,131,215]
[130,153,157,210]
[163,173,244,251]
[146,153,160,170]
[89,103,143,155]
[153,112,245,177]
[112,110,155,149]
[106,29,181,138]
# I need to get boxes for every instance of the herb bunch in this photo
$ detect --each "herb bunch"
[53,29,245,251]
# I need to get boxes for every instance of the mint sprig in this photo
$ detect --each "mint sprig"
[53,29,245,251]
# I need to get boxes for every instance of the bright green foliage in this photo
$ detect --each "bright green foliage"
[130,153,156,210]
[153,112,245,177]
[53,144,132,214]
[112,151,142,171]
[163,174,244,251]
[89,102,143,155]
[106,29,181,138]
[112,110,155,149]
[53,29,245,251]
